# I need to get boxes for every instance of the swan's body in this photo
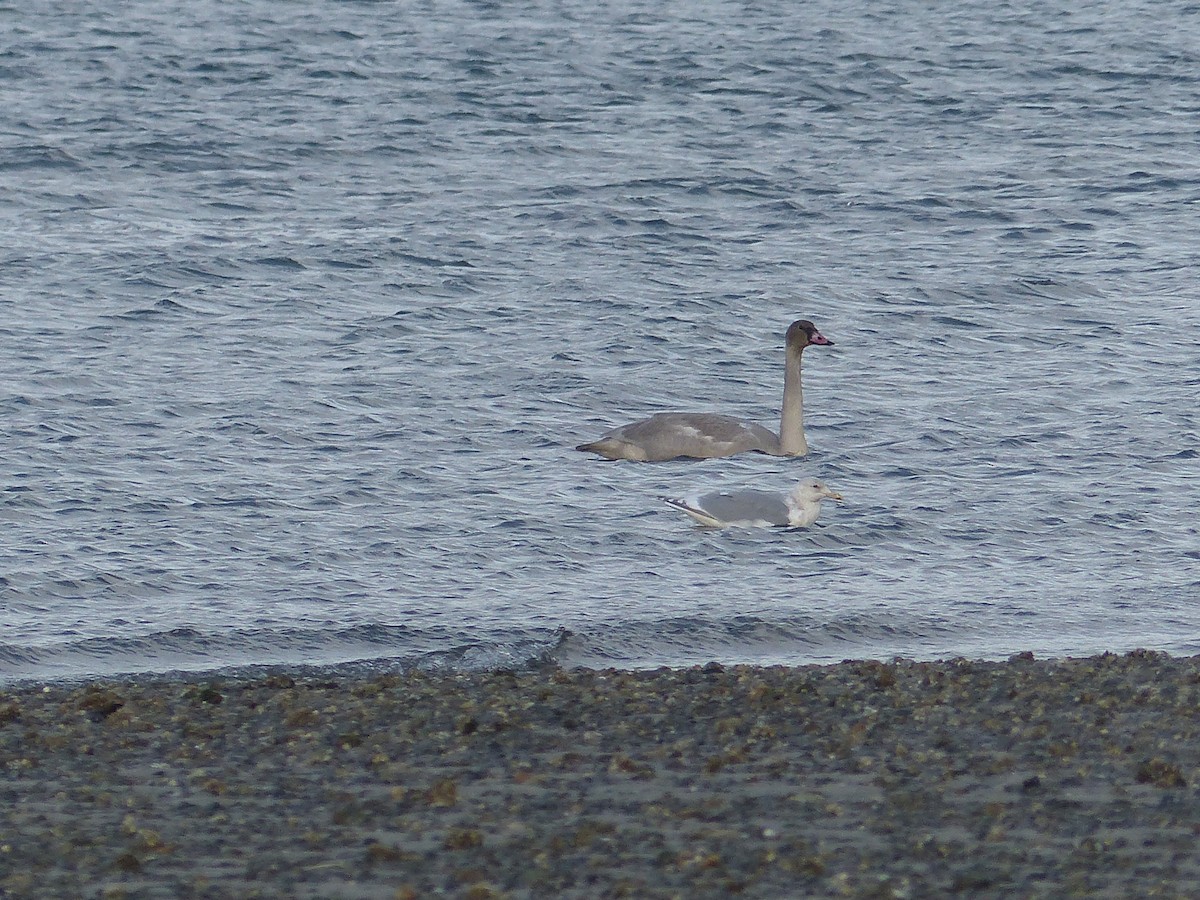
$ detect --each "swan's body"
[663,480,843,528]
[576,320,832,461]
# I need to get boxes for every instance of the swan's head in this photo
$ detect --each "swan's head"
[788,480,843,506]
[787,320,833,352]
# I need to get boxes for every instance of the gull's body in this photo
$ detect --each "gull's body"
[663,480,843,528]
[576,319,832,461]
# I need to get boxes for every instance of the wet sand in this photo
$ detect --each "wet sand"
[3,650,1200,898]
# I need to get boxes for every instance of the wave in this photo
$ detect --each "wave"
[0,624,569,685]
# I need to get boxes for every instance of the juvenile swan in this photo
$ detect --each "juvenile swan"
[663,480,843,528]
[576,319,832,461]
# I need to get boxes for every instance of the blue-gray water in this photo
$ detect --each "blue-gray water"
[3,0,1198,682]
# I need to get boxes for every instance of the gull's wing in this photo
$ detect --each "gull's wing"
[664,490,790,527]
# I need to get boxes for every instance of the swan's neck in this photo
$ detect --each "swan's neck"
[778,349,807,455]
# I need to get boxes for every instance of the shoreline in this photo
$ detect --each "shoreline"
[3,650,1200,898]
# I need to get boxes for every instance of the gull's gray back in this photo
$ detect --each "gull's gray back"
[694,489,791,526]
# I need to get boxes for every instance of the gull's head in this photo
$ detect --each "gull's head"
[789,480,843,506]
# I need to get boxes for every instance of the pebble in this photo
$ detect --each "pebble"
[1,651,1199,897]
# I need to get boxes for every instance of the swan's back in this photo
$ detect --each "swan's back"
[576,412,781,461]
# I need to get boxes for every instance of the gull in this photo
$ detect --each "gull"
[663,480,843,528]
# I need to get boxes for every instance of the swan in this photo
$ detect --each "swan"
[576,319,832,461]
[663,480,843,528]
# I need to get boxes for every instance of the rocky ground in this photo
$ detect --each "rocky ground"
[3,650,1200,898]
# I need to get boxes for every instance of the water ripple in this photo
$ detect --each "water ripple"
[2,0,1199,680]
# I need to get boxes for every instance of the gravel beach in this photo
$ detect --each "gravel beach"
[3,651,1200,898]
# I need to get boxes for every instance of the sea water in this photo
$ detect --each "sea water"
[2,0,1198,680]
